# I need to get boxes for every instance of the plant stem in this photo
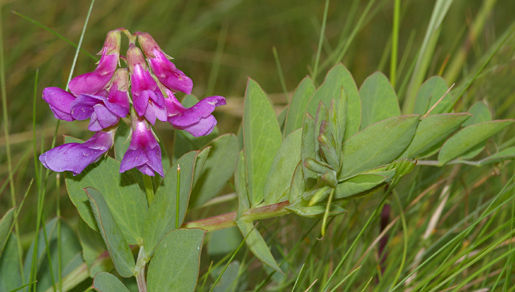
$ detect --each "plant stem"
[135,247,148,292]
[176,164,180,228]
[143,175,155,205]
[185,200,290,231]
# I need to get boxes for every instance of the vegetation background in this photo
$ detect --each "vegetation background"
[0,0,514,290]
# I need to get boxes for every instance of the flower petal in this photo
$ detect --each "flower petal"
[180,115,217,137]
[42,87,76,121]
[39,131,113,175]
[169,96,226,127]
[68,54,119,96]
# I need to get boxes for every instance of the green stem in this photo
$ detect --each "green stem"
[135,247,148,292]
[390,0,400,87]
[143,175,155,206]
[175,164,181,229]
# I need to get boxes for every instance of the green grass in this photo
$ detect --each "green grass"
[1,0,514,291]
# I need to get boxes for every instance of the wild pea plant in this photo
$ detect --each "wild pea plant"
[0,2,514,292]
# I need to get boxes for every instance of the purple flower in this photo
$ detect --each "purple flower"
[127,44,167,125]
[137,32,193,94]
[39,131,114,175]
[164,90,226,137]
[120,119,164,176]
[70,69,131,131]
[42,87,76,121]
[68,29,121,96]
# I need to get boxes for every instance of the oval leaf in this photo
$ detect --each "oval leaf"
[264,129,302,204]
[65,158,147,245]
[0,208,14,255]
[284,77,315,135]
[359,72,400,129]
[438,120,514,165]
[143,151,198,255]
[94,272,130,292]
[340,115,420,178]
[236,220,282,273]
[147,229,205,292]
[86,187,135,278]
[190,134,239,207]
[413,76,448,114]
[243,79,282,205]
[401,113,470,158]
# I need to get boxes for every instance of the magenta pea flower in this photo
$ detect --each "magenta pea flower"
[120,119,164,176]
[137,32,193,95]
[68,29,121,96]
[127,44,167,125]
[39,29,225,178]
[42,69,130,131]
[70,69,131,131]
[164,90,226,137]
[39,131,114,175]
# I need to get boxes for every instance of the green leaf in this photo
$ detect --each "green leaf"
[213,261,240,292]
[235,151,250,214]
[340,115,420,178]
[207,227,242,256]
[413,76,448,114]
[401,113,470,158]
[288,163,305,204]
[463,101,491,127]
[0,208,14,255]
[93,272,130,292]
[301,114,317,182]
[264,129,302,204]
[86,187,135,278]
[236,220,282,273]
[243,79,282,205]
[147,229,205,292]
[307,64,361,139]
[143,151,198,254]
[359,72,400,129]
[0,235,22,292]
[438,120,514,165]
[77,220,110,277]
[286,202,345,217]
[284,77,316,135]
[190,134,239,207]
[113,121,131,161]
[478,146,515,165]
[335,171,395,199]
[23,218,84,291]
[65,158,147,244]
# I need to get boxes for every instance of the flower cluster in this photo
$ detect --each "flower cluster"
[40,29,226,176]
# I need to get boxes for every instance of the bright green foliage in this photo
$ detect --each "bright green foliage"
[65,158,147,245]
[94,272,130,292]
[340,115,419,178]
[147,229,205,292]
[143,151,199,254]
[86,188,135,278]
[413,76,449,114]
[264,129,302,203]
[0,208,13,255]
[359,72,400,128]
[190,134,239,207]
[438,120,514,164]
[243,79,283,206]
[0,236,22,292]
[236,219,282,273]
[401,113,471,158]
[284,77,316,135]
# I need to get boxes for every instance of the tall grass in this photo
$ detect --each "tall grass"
[0,0,513,291]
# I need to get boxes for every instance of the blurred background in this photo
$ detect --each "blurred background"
[0,0,514,276]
